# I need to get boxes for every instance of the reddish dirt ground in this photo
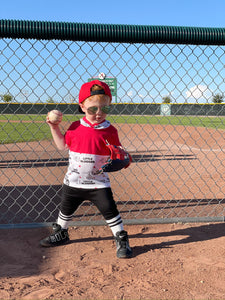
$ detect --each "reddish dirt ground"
[1,122,225,299]
[1,223,225,299]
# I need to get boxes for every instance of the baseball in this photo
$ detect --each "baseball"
[48,110,63,125]
[99,72,106,80]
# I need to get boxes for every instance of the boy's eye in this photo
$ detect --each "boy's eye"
[87,105,111,115]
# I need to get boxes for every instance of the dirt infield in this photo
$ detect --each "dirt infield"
[1,223,225,299]
[1,122,225,299]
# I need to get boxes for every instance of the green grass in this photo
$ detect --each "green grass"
[108,115,225,129]
[1,114,225,144]
[0,122,52,144]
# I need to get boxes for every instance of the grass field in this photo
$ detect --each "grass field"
[1,114,225,144]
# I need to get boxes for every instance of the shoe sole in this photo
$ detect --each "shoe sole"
[39,239,70,247]
[117,251,132,258]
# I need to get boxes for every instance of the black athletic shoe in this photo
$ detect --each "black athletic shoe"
[115,230,132,258]
[40,223,69,247]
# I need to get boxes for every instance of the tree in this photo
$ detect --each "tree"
[212,94,224,103]
[162,96,171,104]
[3,94,13,102]
[46,97,56,103]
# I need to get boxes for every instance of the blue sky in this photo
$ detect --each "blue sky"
[1,0,225,104]
[1,0,225,28]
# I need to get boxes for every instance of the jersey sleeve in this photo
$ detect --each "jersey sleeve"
[64,121,80,148]
[106,126,121,146]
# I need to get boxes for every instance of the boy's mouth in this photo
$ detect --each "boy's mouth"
[96,116,103,122]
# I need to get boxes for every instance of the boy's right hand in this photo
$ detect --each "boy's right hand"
[46,111,62,128]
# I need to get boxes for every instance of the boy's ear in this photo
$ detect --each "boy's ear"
[79,103,86,113]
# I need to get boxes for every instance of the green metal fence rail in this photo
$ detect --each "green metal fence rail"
[1,19,225,228]
[1,19,225,45]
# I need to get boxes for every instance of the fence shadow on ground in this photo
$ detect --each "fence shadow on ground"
[0,151,196,169]
[131,153,196,162]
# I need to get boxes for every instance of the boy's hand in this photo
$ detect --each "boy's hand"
[47,110,63,125]
[46,111,62,128]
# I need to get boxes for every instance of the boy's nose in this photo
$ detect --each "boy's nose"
[96,107,102,114]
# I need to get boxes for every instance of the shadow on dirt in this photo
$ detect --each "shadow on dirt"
[0,151,196,169]
[130,222,225,257]
[67,222,225,258]
[1,222,225,278]
[131,153,196,162]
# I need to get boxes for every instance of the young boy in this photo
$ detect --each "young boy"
[40,80,132,258]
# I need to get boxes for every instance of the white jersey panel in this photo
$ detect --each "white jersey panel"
[64,151,111,189]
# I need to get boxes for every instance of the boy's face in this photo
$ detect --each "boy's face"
[79,95,111,124]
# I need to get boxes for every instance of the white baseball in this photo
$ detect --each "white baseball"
[99,72,106,80]
[48,110,63,124]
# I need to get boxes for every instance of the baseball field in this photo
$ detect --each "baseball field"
[1,115,225,299]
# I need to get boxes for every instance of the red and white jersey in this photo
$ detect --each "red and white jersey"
[63,117,121,189]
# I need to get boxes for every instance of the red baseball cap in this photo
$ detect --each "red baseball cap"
[78,80,112,114]
[79,80,112,104]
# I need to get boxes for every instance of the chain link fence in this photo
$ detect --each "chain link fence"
[1,20,225,228]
